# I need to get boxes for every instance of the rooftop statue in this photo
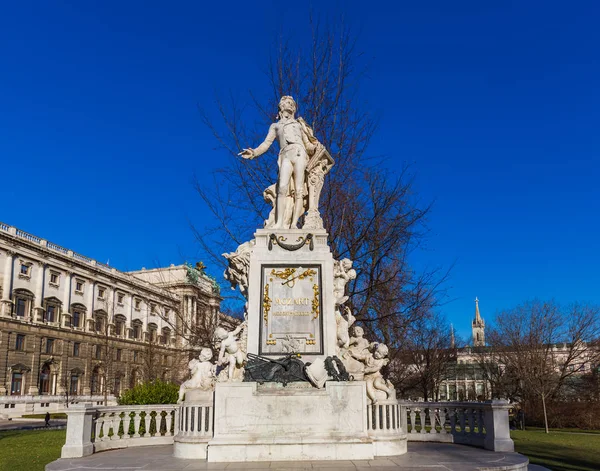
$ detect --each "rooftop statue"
[239,96,334,230]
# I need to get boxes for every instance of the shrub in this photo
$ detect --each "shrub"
[117,379,178,405]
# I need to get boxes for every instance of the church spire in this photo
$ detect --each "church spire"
[472,297,485,347]
[450,323,455,348]
[474,297,484,326]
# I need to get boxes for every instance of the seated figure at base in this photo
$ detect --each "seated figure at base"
[178,347,216,403]
[350,343,395,404]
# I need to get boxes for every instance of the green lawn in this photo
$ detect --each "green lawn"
[512,429,600,471]
[0,429,65,471]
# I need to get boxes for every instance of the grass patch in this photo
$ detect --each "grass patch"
[21,413,67,420]
[0,429,65,471]
[512,429,600,471]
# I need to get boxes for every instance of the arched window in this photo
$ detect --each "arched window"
[161,327,171,345]
[131,320,142,340]
[114,315,127,337]
[93,310,107,333]
[43,297,62,323]
[40,363,51,395]
[10,363,30,395]
[148,323,158,343]
[69,368,84,396]
[70,303,87,329]
[13,289,34,319]
[91,366,104,395]
[129,369,140,389]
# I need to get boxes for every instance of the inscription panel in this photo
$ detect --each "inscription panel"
[259,264,323,355]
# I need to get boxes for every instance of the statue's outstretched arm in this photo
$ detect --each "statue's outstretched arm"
[240,124,277,159]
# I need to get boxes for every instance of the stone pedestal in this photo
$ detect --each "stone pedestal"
[246,229,337,361]
[173,390,214,459]
[208,381,374,462]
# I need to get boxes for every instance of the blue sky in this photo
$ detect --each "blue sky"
[1,1,598,340]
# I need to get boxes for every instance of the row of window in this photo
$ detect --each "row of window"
[12,335,172,363]
[16,265,162,310]
[9,366,151,396]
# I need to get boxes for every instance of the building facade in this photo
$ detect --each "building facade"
[0,221,221,417]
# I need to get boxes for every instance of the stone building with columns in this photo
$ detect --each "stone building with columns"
[0,221,222,417]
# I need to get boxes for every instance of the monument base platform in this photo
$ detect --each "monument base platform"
[208,381,375,462]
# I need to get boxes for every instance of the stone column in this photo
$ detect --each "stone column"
[62,271,72,326]
[86,280,95,331]
[34,261,46,322]
[483,400,515,452]
[61,403,96,458]
[1,250,15,316]
[0,331,10,395]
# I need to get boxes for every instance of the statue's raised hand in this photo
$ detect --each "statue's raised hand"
[238,148,255,160]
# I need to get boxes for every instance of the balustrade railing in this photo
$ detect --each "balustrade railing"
[176,402,214,439]
[61,399,513,458]
[367,398,404,437]
[16,228,41,243]
[400,400,514,452]
[61,404,178,457]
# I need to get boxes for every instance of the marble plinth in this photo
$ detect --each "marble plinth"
[208,381,373,462]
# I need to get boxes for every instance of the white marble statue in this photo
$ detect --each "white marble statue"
[350,343,395,404]
[178,348,216,402]
[239,96,334,230]
[215,322,247,382]
[333,258,357,306]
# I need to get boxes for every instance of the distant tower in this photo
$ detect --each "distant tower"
[472,297,485,347]
[450,323,456,348]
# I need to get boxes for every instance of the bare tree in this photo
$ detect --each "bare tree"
[193,16,447,348]
[395,312,458,401]
[486,300,600,432]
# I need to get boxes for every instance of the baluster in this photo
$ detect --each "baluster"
[374,404,380,430]
[109,413,118,440]
[478,409,485,435]
[391,404,396,430]
[409,409,417,433]
[95,412,104,441]
[419,409,426,434]
[207,404,214,436]
[166,410,173,436]
[459,408,466,435]
[428,409,437,434]
[123,412,132,438]
[449,407,456,434]
[468,408,475,435]
[384,405,389,431]
[133,411,142,438]
[439,408,447,434]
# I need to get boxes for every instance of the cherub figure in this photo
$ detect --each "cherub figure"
[215,322,246,381]
[351,343,395,404]
[347,326,372,358]
[178,348,216,402]
[333,258,357,305]
[336,305,356,349]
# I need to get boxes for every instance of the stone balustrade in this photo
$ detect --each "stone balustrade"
[61,399,513,458]
[400,400,514,452]
[173,396,215,459]
[61,403,178,458]
[367,397,408,456]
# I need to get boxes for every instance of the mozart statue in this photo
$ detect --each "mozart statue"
[239,96,334,230]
